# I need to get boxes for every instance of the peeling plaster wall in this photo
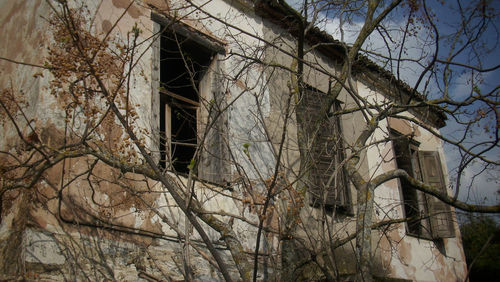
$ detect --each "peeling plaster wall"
[0,0,54,277]
[0,0,466,280]
[260,15,369,201]
[0,0,51,148]
[93,0,155,149]
[0,0,273,280]
[255,12,378,278]
[212,0,278,180]
[357,81,467,281]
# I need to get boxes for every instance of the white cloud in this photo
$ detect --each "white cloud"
[323,17,361,44]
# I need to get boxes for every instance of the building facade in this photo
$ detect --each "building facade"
[0,0,467,280]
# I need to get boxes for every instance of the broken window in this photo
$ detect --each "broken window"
[299,87,350,211]
[155,16,228,183]
[392,132,455,239]
[159,30,208,173]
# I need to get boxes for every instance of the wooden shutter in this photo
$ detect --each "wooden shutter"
[198,58,230,185]
[418,151,455,238]
[302,89,348,208]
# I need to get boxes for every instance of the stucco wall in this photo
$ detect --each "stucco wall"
[0,0,466,281]
[357,81,467,281]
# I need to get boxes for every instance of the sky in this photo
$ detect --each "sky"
[291,0,500,212]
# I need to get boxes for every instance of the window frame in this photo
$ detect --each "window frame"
[299,86,351,212]
[391,131,455,239]
[158,28,210,174]
[152,15,229,184]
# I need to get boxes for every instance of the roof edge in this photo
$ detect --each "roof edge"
[253,0,447,128]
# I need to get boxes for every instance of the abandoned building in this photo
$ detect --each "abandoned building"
[0,0,467,281]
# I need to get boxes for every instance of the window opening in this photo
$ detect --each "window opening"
[159,29,214,174]
[392,135,431,237]
[392,131,455,239]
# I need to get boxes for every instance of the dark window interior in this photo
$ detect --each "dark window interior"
[393,137,422,235]
[392,132,456,240]
[159,29,213,173]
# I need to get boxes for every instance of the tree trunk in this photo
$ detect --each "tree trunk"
[355,183,375,282]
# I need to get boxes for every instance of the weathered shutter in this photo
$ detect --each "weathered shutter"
[303,89,348,208]
[198,57,230,185]
[418,151,455,238]
[394,138,423,236]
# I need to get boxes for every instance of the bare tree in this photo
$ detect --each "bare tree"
[0,0,498,281]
